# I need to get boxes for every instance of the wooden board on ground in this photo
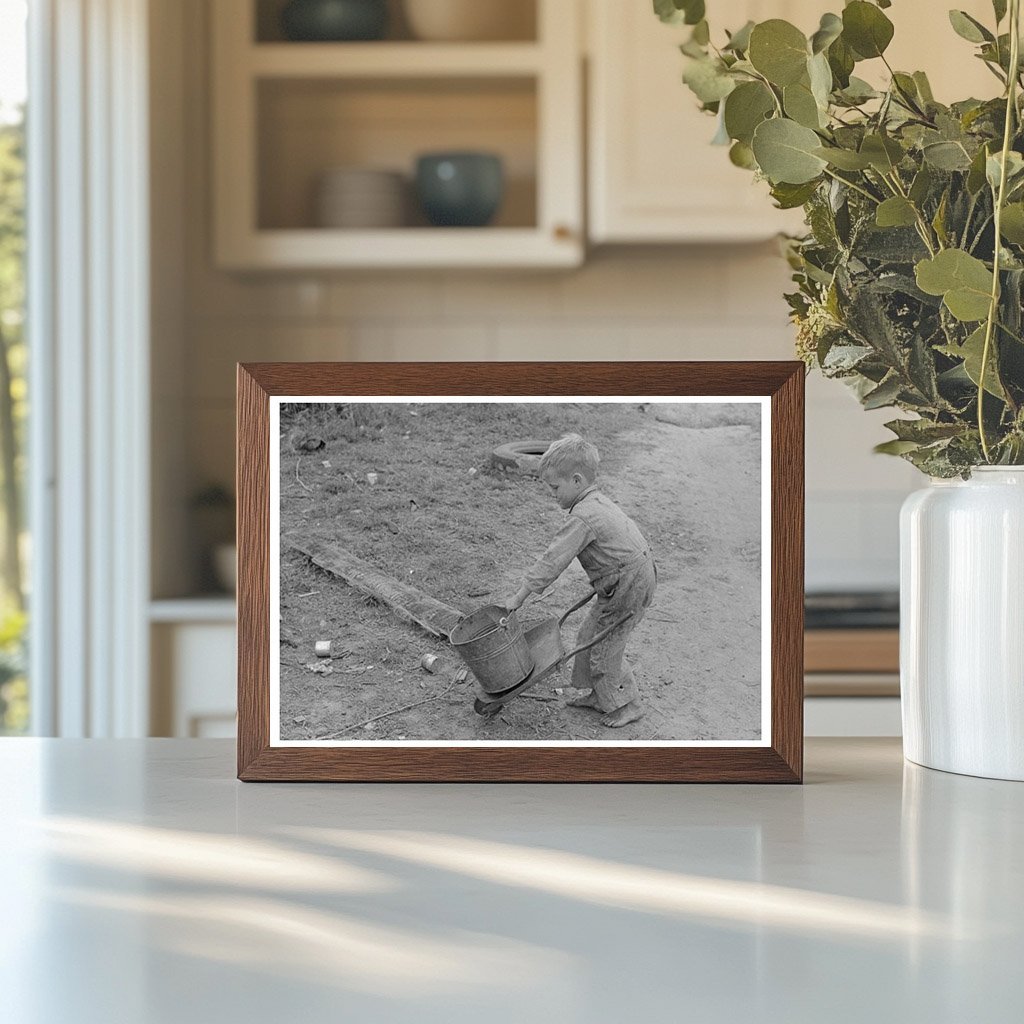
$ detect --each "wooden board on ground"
[285,533,464,639]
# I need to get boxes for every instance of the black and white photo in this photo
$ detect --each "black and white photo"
[270,397,770,746]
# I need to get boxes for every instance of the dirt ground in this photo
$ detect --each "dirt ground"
[278,402,762,742]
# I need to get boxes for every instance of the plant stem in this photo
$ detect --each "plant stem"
[969,213,994,253]
[997,319,1024,345]
[979,0,1021,462]
[750,69,784,117]
[962,191,980,249]
[822,167,880,205]
[881,54,929,120]
[884,171,938,255]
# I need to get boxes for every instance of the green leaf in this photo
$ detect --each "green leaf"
[909,164,933,205]
[874,439,922,455]
[922,140,973,171]
[827,36,856,89]
[939,325,1006,398]
[723,81,775,144]
[724,20,755,53]
[807,52,833,109]
[979,33,1015,74]
[842,1,895,59]
[748,20,809,87]
[683,57,736,104]
[729,140,757,169]
[891,72,922,110]
[967,144,991,194]
[751,118,828,184]
[915,249,994,322]
[770,180,820,209]
[913,71,935,104]
[810,12,843,54]
[784,80,824,129]
[876,197,918,228]
[653,0,705,26]
[932,190,950,247]
[1000,203,1024,245]
[884,418,963,443]
[684,2,706,27]
[837,76,879,104]
[986,150,1024,191]
[814,146,872,170]
[860,133,904,173]
[862,374,903,409]
[653,0,682,24]
[948,10,994,44]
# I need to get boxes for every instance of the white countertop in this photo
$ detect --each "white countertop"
[1,738,1021,1023]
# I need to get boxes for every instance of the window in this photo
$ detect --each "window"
[0,0,28,734]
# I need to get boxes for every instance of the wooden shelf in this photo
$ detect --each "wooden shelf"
[217,226,580,270]
[249,42,544,78]
[804,673,900,698]
[805,629,900,675]
[150,597,237,623]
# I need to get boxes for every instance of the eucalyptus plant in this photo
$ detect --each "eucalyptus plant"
[657,0,1024,476]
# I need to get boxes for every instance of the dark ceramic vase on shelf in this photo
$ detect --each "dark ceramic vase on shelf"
[415,152,505,228]
[280,0,388,42]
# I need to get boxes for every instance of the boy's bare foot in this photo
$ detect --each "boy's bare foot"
[566,689,602,711]
[601,701,644,728]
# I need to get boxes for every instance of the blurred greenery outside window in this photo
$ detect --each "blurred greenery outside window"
[0,0,28,734]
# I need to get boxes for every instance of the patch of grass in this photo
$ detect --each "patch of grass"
[281,401,645,607]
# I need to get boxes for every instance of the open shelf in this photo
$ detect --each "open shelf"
[213,0,581,268]
[257,77,537,232]
[254,0,538,44]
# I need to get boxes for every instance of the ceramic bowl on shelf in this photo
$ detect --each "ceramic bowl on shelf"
[414,152,504,227]
[280,0,388,42]
[315,167,408,228]
[403,0,534,42]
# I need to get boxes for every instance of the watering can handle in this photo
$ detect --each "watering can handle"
[558,611,634,666]
[557,588,599,628]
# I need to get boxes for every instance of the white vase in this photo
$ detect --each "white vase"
[900,467,1024,780]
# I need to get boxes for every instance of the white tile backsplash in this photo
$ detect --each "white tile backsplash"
[182,249,918,591]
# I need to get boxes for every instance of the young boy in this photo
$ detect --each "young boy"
[504,434,657,728]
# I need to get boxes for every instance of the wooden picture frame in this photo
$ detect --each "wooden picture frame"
[237,362,804,782]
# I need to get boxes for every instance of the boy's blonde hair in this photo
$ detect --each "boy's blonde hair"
[540,433,600,482]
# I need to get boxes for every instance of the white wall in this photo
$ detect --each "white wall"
[154,0,920,598]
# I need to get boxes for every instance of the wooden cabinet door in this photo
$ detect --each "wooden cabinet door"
[586,0,998,244]
[587,0,810,242]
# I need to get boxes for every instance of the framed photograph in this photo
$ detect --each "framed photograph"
[237,362,803,782]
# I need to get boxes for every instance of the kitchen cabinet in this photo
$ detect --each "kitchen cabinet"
[150,601,237,738]
[211,0,583,269]
[587,0,813,243]
[586,0,999,244]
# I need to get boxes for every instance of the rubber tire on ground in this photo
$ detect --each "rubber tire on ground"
[490,440,550,474]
